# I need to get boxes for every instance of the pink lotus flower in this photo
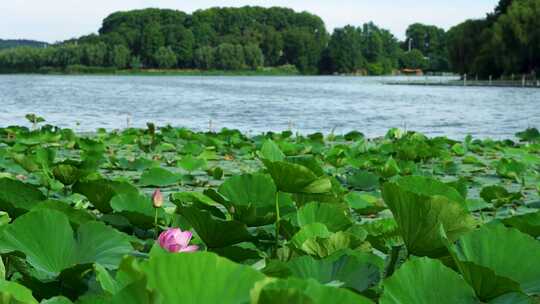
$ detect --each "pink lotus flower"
[157,228,199,253]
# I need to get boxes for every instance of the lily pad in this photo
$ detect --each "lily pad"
[380,257,478,304]
[252,277,374,304]
[382,176,476,257]
[285,250,383,293]
[177,206,253,248]
[217,173,277,226]
[0,177,45,216]
[297,202,352,232]
[139,167,182,187]
[501,211,540,237]
[0,209,133,280]
[453,224,540,295]
[143,250,265,304]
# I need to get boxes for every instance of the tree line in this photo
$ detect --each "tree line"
[0,1,537,77]
[447,0,539,78]
[0,39,48,50]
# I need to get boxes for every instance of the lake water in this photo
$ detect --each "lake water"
[0,75,539,139]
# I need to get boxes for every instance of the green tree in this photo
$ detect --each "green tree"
[109,45,131,69]
[243,44,264,69]
[82,42,107,66]
[193,46,215,69]
[154,46,177,69]
[405,23,448,71]
[493,0,540,74]
[447,19,490,75]
[261,28,284,66]
[130,56,142,69]
[215,43,245,70]
[140,22,164,67]
[399,49,429,69]
[327,26,365,74]
[283,27,327,74]
[51,44,83,67]
[165,25,195,67]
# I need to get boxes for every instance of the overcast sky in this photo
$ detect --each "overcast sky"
[1,0,498,42]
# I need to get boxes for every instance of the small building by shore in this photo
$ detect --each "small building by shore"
[400,68,424,76]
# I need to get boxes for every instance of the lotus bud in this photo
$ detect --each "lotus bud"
[157,228,199,253]
[152,189,164,208]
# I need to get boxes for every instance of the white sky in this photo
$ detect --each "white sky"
[1,0,499,42]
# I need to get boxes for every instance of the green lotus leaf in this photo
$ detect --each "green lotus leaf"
[361,218,403,253]
[177,155,207,172]
[0,209,133,280]
[390,175,466,205]
[496,158,527,181]
[41,296,74,304]
[488,292,536,304]
[217,173,277,226]
[380,157,400,178]
[95,255,145,297]
[285,156,325,177]
[11,153,40,172]
[0,177,45,216]
[380,257,478,304]
[453,224,540,295]
[291,223,331,248]
[31,200,96,227]
[73,179,138,213]
[139,167,182,187]
[262,159,330,194]
[143,250,265,304]
[252,277,374,304]
[346,170,379,191]
[501,211,540,237]
[285,250,383,293]
[454,261,522,301]
[210,244,262,263]
[382,176,476,257]
[110,193,165,229]
[114,157,159,171]
[0,279,38,304]
[260,139,285,162]
[52,163,81,186]
[297,202,352,232]
[108,279,153,304]
[300,231,357,258]
[177,206,253,248]
[480,185,522,207]
[345,192,385,215]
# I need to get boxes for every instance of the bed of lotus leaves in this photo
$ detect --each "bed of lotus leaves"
[0,121,539,303]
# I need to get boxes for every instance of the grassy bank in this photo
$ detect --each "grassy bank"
[0,64,300,76]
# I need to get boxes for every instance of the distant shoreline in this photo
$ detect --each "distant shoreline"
[0,65,302,77]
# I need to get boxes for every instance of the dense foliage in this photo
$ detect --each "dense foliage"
[0,7,328,74]
[0,7,446,75]
[0,39,48,50]
[323,23,401,75]
[2,0,539,76]
[447,0,540,77]
[0,117,539,303]
[403,23,448,71]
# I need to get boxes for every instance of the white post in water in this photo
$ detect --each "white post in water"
[464,74,467,86]
[522,75,526,87]
[489,75,492,86]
